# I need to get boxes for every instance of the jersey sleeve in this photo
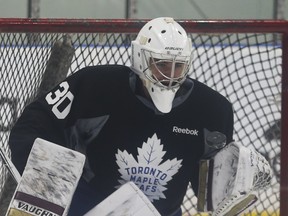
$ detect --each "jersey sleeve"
[8,66,110,174]
[222,99,234,144]
[210,96,234,149]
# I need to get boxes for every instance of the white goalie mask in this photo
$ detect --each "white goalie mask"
[131,17,193,113]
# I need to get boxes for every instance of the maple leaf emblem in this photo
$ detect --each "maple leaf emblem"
[115,133,182,202]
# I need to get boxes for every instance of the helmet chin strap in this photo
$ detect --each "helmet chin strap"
[143,79,179,113]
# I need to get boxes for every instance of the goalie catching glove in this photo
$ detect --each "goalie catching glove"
[197,142,272,216]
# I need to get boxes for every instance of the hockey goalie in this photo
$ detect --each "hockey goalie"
[4,17,273,216]
[197,141,272,216]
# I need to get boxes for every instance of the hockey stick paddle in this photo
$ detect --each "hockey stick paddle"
[84,181,161,216]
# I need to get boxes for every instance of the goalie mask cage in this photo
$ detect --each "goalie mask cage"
[0,18,287,215]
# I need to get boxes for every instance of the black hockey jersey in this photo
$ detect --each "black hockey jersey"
[9,65,234,215]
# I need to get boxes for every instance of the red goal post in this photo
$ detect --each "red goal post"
[0,18,287,215]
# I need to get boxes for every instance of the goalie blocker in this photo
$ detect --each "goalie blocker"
[6,138,86,216]
[197,142,272,216]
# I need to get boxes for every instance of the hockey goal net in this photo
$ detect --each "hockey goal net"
[0,18,287,215]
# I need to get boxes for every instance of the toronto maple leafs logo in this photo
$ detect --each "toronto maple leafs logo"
[115,133,182,202]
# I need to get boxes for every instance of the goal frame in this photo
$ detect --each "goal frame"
[0,18,288,215]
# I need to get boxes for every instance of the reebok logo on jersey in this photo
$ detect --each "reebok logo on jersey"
[173,126,199,136]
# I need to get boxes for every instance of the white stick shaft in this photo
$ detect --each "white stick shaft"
[0,147,21,183]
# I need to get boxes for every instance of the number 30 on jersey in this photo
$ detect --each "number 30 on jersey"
[45,81,74,119]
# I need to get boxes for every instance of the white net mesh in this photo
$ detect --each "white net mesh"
[0,19,286,215]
